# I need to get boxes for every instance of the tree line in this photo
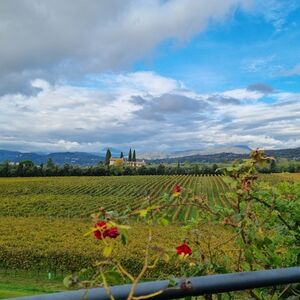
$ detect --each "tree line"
[0,159,221,177]
[0,158,299,177]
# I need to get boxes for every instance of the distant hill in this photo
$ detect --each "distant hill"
[0,150,103,166]
[0,147,299,166]
[139,145,251,160]
[149,147,300,163]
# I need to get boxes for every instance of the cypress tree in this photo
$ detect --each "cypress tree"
[133,150,136,162]
[120,152,124,158]
[105,148,112,166]
[128,148,132,162]
[46,158,55,169]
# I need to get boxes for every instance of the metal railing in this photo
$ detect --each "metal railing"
[12,267,300,300]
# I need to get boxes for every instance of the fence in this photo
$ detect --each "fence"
[11,266,300,300]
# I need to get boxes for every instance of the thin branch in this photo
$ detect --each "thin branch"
[127,228,152,300]
[277,284,291,299]
[100,268,115,300]
[236,248,242,272]
[116,262,135,282]
[147,256,160,269]
[132,290,163,300]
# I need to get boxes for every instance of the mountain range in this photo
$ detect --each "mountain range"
[0,146,299,166]
[150,147,300,163]
[138,145,251,160]
[0,150,103,166]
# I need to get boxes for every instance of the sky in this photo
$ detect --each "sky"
[0,0,300,154]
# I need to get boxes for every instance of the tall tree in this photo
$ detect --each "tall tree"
[105,148,112,166]
[120,152,124,158]
[128,148,132,162]
[133,150,136,162]
[46,158,55,169]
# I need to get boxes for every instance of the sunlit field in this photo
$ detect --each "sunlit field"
[0,173,299,298]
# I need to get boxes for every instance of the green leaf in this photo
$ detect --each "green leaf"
[106,270,123,285]
[242,263,251,272]
[138,209,148,218]
[63,275,73,288]
[168,277,177,287]
[158,217,169,226]
[121,232,128,245]
[63,275,79,288]
[103,245,113,257]
[244,249,254,264]
[108,221,131,230]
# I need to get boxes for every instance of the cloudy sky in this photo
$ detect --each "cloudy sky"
[1,0,300,154]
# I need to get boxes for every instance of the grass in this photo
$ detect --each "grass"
[0,270,65,299]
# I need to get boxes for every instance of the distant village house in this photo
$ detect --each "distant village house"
[109,157,146,167]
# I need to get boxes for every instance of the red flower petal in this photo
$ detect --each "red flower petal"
[94,221,108,240]
[107,227,120,238]
[172,184,182,194]
[95,221,107,229]
[176,243,192,255]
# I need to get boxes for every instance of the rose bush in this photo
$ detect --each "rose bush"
[65,150,300,300]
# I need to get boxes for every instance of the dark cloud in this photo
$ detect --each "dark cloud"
[156,94,203,112]
[247,83,274,94]
[207,95,241,105]
[132,93,207,122]
[130,96,147,105]
[0,71,45,96]
[0,0,248,95]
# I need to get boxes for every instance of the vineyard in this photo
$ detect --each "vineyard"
[0,174,299,276]
[0,175,231,219]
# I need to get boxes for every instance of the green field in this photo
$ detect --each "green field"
[0,175,232,219]
[0,174,299,298]
[0,175,231,298]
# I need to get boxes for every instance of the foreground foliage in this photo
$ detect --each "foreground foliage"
[66,150,300,300]
[0,159,299,298]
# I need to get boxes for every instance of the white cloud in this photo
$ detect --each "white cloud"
[1,71,300,153]
[0,0,251,94]
[221,88,263,101]
[98,71,183,96]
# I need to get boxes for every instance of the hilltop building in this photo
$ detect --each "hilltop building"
[109,157,146,167]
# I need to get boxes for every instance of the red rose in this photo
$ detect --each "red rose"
[94,221,120,240]
[96,221,107,229]
[107,227,120,238]
[172,185,182,194]
[176,243,192,255]
[94,221,108,240]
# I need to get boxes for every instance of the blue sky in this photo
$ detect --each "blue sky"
[135,3,300,93]
[0,0,299,154]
